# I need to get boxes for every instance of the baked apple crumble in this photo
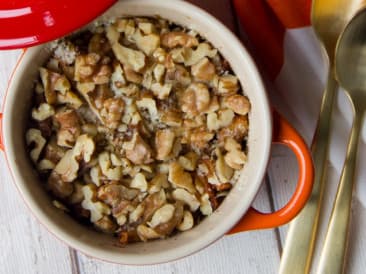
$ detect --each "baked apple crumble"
[25,17,251,244]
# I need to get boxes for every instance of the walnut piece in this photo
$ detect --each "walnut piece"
[181,83,210,116]
[32,103,55,121]
[224,138,247,169]
[107,25,146,72]
[123,132,154,165]
[155,129,175,160]
[172,188,200,211]
[224,94,250,115]
[161,32,198,48]
[55,109,80,148]
[147,204,175,228]
[81,184,111,222]
[26,128,46,163]
[191,57,216,81]
[217,75,239,95]
[168,162,196,193]
[40,67,71,104]
[177,210,194,231]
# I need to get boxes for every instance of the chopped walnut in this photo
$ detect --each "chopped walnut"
[100,97,125,129]
[207,109,235,131]
[40,67,71,104]
[74,53,112,84]
[177,210,194,231]
[107,25,146,72]
[161,32,198,48]
[55,109,81,148]
[218,115,249,144]
[191,57,216,81]
[189,128,214,150]
[147,204,175,228]
[98,151,122,180]
[172,188,200,211]
[224,138,247,169]
[181,83,210,116]
[32,103,55,121]
[217,75,239,95]
[224,94,251,115]
[123,132,154,165]
[81,184,111,222]
[26,128,46,163]
[168,162,196,193]
[155,129,175,160]
[133,29,160,56]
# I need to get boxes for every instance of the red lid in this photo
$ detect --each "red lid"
[0,0,116,49]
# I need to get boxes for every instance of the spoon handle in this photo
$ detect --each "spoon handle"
[316,109,363,274]
[279,70,337,274]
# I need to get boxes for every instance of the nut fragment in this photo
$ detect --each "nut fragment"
[32,103,55,121]
[155,129,175,160]
[56,91,83,109]
[181,83,210,116]
[124,132,154,165]
[191,57,216,81]
[129,203,145,223]
[98,151,122,180]
[177,210,194,231]
[207,109,235,131]
[223,94,250,115]
[81,184,111,222]
[134,29,160,56]
[72,134,95,163]
[150,82,172,99]
[200,193,213,216]
[184,43,217,66]
[55,109,80,148]
[137,224,161,241]
[218,115,249,144]
[130,173,148,192]
[178,151,198,171]
[215,148,234,183]
[168,162,196,193]
[189,128,214,150]
[172,188,200,211]
[148,204,175,228]
[54,150,79,182]
[107,25,146,72]
[224,138,247,169]
[26,128,46,163]
[161,31,198,48]
[40,67,71,104]
[224,94,250,115]
[217,75,239,95]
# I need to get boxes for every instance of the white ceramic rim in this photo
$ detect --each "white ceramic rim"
[2,0,272,265]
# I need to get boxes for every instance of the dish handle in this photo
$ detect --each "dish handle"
[228,111,314,233]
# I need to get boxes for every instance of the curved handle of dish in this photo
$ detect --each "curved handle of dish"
[228,111,314,233]
[0,113,3,151]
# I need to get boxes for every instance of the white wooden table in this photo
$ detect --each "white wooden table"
[1,1,366,273]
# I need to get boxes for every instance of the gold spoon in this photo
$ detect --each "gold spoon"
[279,1,365,273]
[316,9,366,274]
